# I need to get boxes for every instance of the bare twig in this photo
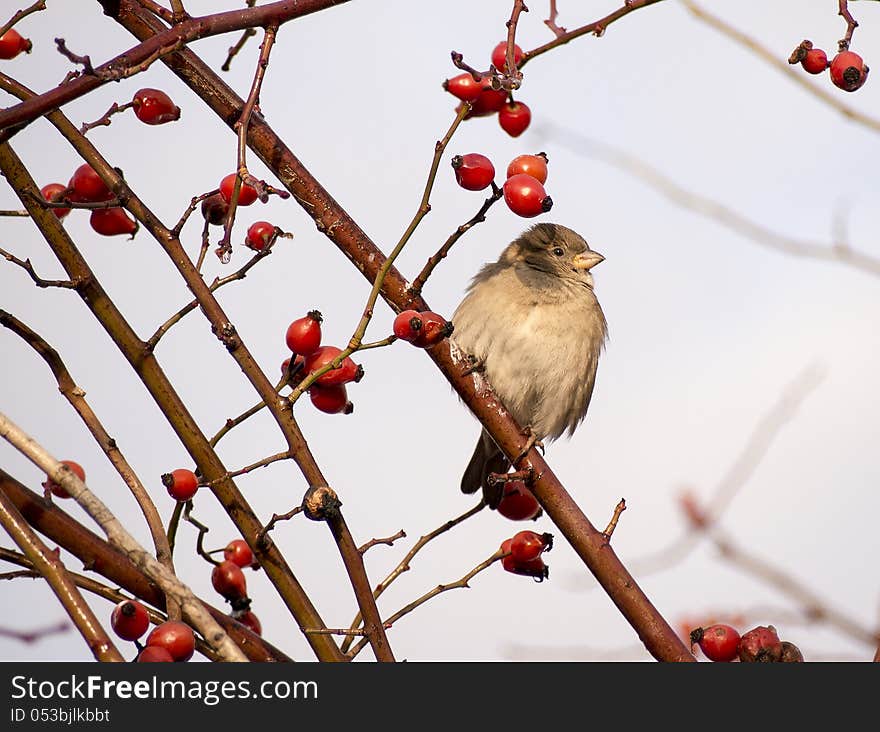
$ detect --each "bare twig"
[358,530,406,555]
[0,1,46,41]
[408,183,503,301]
[341,500,485,653]
[838,0,859,51]
[0,248,78,288]
[544,0,567,36]
[544,124,880,278]
[602,499,626,540]
[256,506,303,548]
[0,620,69,645]
[348,549,504,659]
[0,413,248,661]
[80,101,133,134]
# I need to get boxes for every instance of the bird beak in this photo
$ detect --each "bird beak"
[571,250,605,271]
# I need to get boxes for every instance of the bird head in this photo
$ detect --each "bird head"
[503,223,604,288]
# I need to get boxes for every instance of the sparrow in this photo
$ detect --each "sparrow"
[451,222,607,507]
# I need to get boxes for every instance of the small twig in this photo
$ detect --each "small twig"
[0,208,29,216]
[0,620,69,645]
[450,51,485,82]
[173,190,219,236]
[358,529,406,555]
[341,500,485,653]
[218,23,280,261]
[348,549,503,659]
[289,105,470,407]
[602,499,626,540]
[303,626,389,636]
[207,450,291,485]
[183,506,218,565]
[544,0,567,36]
[500,0,528,91]
[256,506,303,548]
[222,27,257,72]
[0,1,46,41]
[0,248,77,288]
[54,38,95,75]
[408,182,503,300]
[134,0,174,24]
[101,37,187,81]
[80,101,133,134]
[838,0,859,51]
[146,244,275,349]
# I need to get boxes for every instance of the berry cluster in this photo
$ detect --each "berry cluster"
[444,42,531,137]
[392,310,453,349]
[40,164,138,237]
[790,40,869,92]
[452,151,552,218]
[500,530,552,580]
[213,539,262,635]
[690,623,803,662]
[282,311,363,414]
[108,598,196,663]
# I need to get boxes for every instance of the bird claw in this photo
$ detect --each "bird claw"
[515,427,544,463]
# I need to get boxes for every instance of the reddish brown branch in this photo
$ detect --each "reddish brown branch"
[358,530,406,555]
[838,0,859,51]
[544,0,567,36]
[0,1,45,41]
[0,470,291,661]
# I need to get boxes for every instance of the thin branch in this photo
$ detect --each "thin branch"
[0,1,46,41]
[408,182,503,301]
[0,309,180,619]
[256,506,303,548]
[681,1,880,134]
[358,529,406,555]
[0,620,69,645]
[544,0,567,36]
[348,550,504,659]
[288,105,470,407]
[341,500,485,653]
[222,28,257,72]
[208,450,291,484]
[0,247,77,288]
[602,499,626,540]
[218,23,281,261]
[80,101,134,135]
[0,412,248,661]
[544,124,880,277]
[499,0,528,90]
[521,0,666,67]
[0,480,124,661]
[838,0,859,51]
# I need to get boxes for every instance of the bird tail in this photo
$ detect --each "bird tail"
[461,430,510,508]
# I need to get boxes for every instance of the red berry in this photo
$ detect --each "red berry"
[40,183,71,220]
[223,539,254,569]
[0,29,31,60]
[90,208,138,237]
[503,173,552,218]
[410,311,453,349]
[110,599,150,641]
[285,311,323,356]
[506,153,548,184]
[510,530,551,563]
[830,50,869,91]
[452,153,495,191]
[235,610,262,636]
[801,48,828,74]
[212,560,248,602]
[162,468,199,502]
[304,345,362,386]
[245,221,276,251]
[690,624,741,662]
[498,101,531,137]
[145,620,195,662]
[780,641,804,662]
[443,73,484,103]
[465,80,508,117]
[42,460,85,500]
[393,310,424,342]
[491,41,524,71]
[496,481,541,521]
[137,646,174,662]
[201,193,229,225]
[500,539,549,579]
[132,88,180,125]
[308,384,353,414]
[68,164,113,203]
[219,173,259,206]
[737,625,783,662]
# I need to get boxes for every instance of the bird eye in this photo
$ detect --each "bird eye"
[552,247,564,256]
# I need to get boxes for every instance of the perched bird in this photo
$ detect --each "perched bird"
[451,222,607,507]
